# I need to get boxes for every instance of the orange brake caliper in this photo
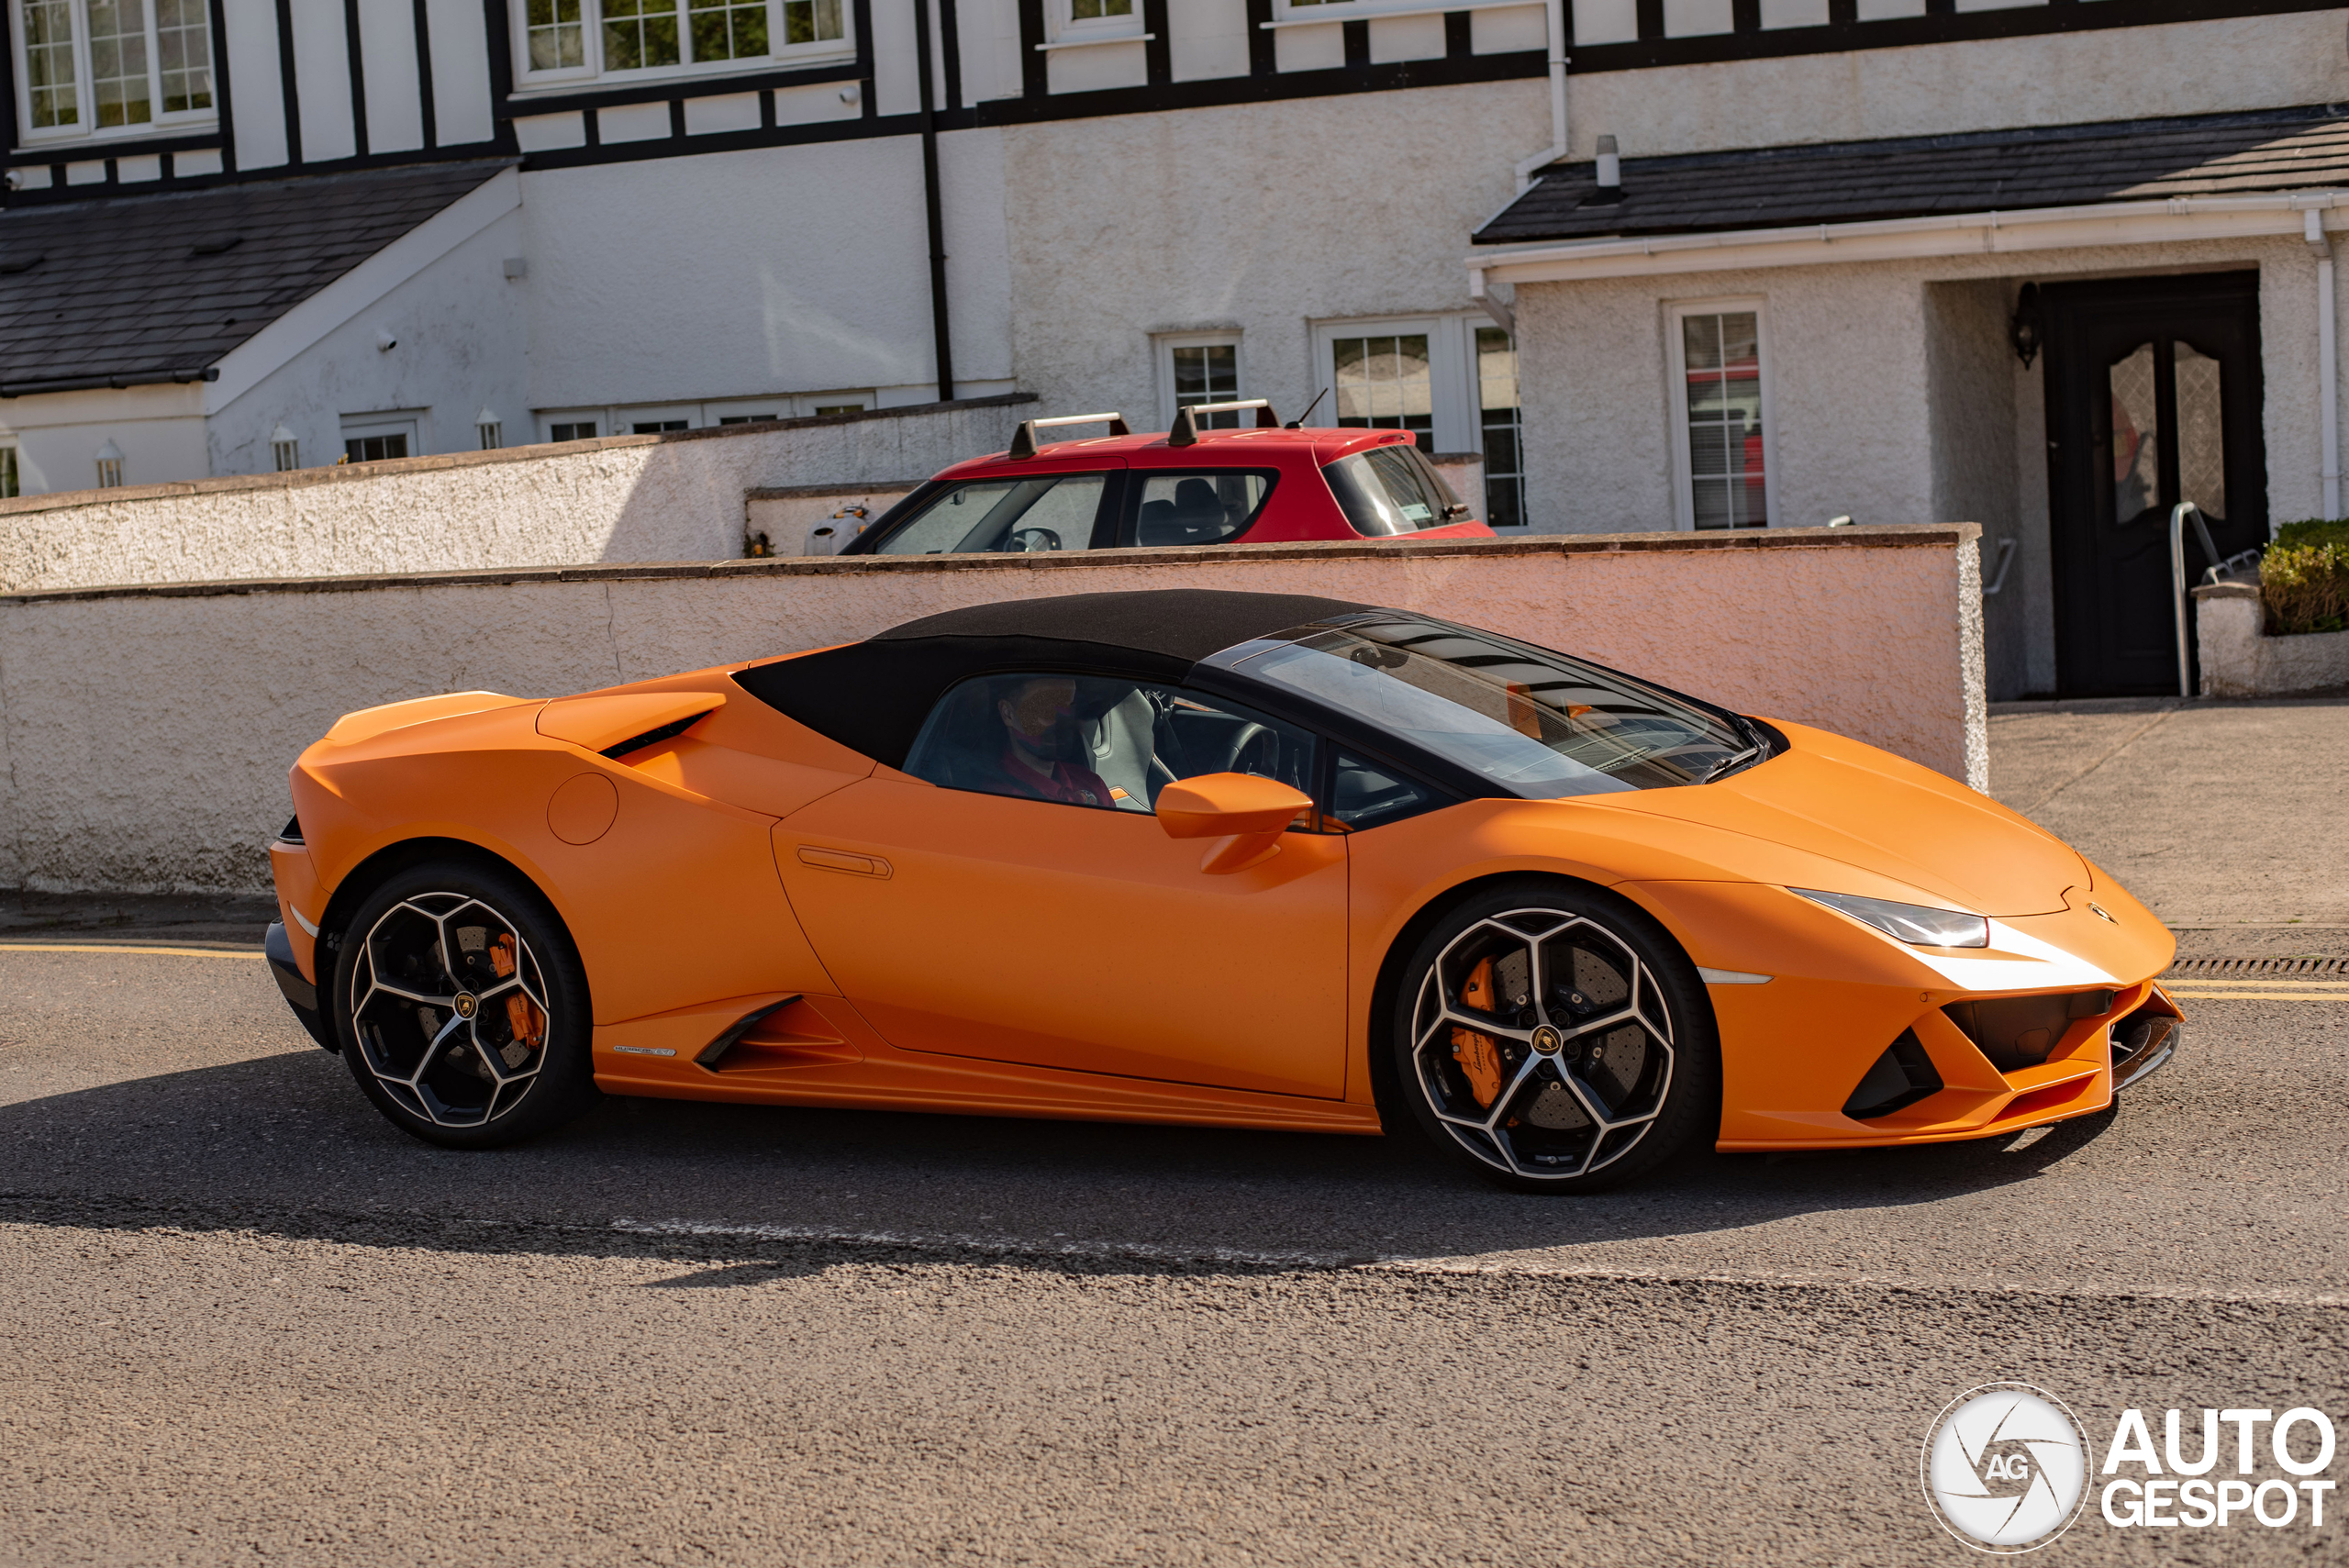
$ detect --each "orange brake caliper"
[1450,957,1505,1107]
[491,934,544,1051]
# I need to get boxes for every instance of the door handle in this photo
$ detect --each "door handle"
[796,845,893,879]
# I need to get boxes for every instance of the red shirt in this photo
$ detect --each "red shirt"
[999,745,1115,807]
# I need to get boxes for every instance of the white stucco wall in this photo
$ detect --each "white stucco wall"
[0,526,1983,894]
[0,400,1028,591]
[204,206,529,476]
[0,384,209,496]
[1513,232,2339,695]
[1561,12,2349,160]
[514,129,1016,412]
[998,79,1550,432]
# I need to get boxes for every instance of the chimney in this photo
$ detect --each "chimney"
[1589,134,1624,206]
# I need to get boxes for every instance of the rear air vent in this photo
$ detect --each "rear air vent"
[1942,990,2112,1072]
[277,814,304,844]
[602,712,709,760]
[1842,1029,1943,1120]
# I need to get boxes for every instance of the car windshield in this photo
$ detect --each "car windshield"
[871,473,1108,554]
[1321,445,1458,536]
[1232,616,1757,796]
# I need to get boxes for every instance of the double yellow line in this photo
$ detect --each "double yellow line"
[0,941,260,959]
[2163,977,2349,1002]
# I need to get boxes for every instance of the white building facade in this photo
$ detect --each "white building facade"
[3,0,2344,698]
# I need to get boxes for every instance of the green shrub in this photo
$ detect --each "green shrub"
[2263,518,2349,636]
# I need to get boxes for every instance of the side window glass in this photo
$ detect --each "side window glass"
[1327,751,1444,832]
[1321,446,1458,536]
[873,473,1108,555]
[1132,471,1275,547]
[903,673,1316,815]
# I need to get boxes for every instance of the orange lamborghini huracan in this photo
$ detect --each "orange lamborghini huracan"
[265,589,2180,1192]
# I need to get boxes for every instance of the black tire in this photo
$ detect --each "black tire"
[331,860,600,1150]
[1387,878,1719,1194]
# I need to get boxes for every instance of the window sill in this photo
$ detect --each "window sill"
[16,117,220,149]
[508,52,854,96]
[1034,31,1154,50]
[1261,1,1541,26]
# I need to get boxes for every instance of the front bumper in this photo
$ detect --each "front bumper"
[1621,879,2178,1151]
[266,921,339,1052]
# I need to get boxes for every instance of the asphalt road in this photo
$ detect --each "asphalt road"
[0,697,2343,1565]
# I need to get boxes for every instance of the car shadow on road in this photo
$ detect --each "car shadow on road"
[0,1038,2136,1278]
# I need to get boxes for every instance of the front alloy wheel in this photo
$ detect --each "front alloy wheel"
[1394,881,1717,1192]
[334,862,598,1148]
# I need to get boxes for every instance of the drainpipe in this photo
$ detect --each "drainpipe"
[914,0,954,401]
[1509,0,1569,195]
[2305,206,2339,518]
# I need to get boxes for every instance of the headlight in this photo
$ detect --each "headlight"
[1791,888,1989,949]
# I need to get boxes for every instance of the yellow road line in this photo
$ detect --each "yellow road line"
[2165,989,2349,1001]
[0,942,261,959]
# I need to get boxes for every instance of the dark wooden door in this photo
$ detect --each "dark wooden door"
[2041,272,2266,697]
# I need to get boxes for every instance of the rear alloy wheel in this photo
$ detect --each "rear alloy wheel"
[333,862,599,1149]
[1393,881,1717,1193]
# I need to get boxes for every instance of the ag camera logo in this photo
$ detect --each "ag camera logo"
[1921,1383,2091,1552]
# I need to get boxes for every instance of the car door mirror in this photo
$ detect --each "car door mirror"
[1156,773,1315,873]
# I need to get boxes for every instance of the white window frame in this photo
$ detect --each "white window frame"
[1309,313,1481,453]
[1271,0,1524,20]
[508,0,854,93]
[1052,0,1145,42]
[615,401,700,433]
[1663,295,1779,530]
[340,413,423,463]
[10,0,218,146]
[1153,331,1245,429]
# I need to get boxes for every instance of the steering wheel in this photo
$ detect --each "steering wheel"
[1005,528,1062,553]
[1212,722,1276,774]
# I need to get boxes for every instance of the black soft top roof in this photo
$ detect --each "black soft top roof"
[735,588,1371,766]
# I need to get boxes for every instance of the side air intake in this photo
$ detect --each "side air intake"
[1842,1029,1944,1120]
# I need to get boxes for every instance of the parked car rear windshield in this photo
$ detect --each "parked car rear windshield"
[1321,445,1460,536]
[1230,615,1761,796]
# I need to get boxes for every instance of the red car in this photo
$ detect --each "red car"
[839,401,1497,556]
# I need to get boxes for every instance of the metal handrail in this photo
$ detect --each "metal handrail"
[2169,502,2223,697]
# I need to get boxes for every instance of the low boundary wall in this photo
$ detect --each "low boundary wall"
[0,395,1032,593]
[0,524,1985,895]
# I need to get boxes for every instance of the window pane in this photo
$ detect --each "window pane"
[2108,342,2158,526]
[89,0,154,127]
[1475,326,1525,529]
[345,434,409,463]
[1133,471,1275,547]
[689,0,767,61]
[549,422,598,441]
[0,449,17,500]
[1072,0,1135,16]
[782,0,845,44]
[1171,343,1241,427]
[632,419,689,432]
[2174,342,2227,526]
[1328,751,1442,832]
[1680,311,1764,528]
[527,0,585,69]
[1331,333,1432,449]
[155,0,212,111]
[906,675,1315,814]
[23,0,79,127]
[873,473,1109,555]
[604,0,682,69]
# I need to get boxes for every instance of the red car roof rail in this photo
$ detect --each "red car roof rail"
[1167,400,1279,445]
[1007,411,1130,460]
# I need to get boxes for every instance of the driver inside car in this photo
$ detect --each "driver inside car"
[982,675,1120,807]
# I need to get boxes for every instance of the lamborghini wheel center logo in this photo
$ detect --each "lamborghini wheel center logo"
[1531,1025,1563,1053]
[1922,1384,2091,1552]
[452,992,478,1019]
